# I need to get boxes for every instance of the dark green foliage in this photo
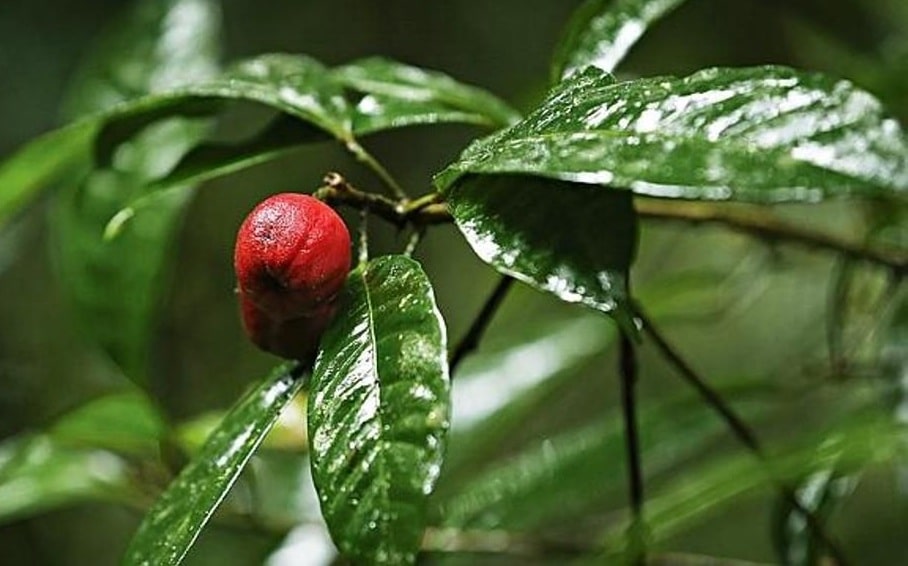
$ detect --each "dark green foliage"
[0,0,905,565]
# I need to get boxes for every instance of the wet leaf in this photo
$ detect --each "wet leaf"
[93,53,352,166]
[436,66,908,202]
[552,0,689,80]
[333,57,520,133]
[308,255,450,565]
[0,434,134,524]
[124,363,306,566]
[51,0,222,383]
[444,174,638,329]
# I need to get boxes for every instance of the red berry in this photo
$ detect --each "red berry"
[234,193,351,359]
[239,293,338,360]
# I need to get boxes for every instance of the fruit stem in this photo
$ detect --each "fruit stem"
[344,139,408,199]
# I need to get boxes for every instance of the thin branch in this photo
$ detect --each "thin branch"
[357,208,369,265]
[449,276,515,374]
[618,328,646,565]
[635,305,851,566]
[634,199,907,277]
[403,226,425,257]
[315,173,447,227]
[315,183,907,276]
[343,139,407,199]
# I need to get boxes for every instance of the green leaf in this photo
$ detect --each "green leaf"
[50,391,166,457]
[552,0,688,80]
[0,122,95,227]
[445,174,638,328]
[309,255,450,565]
[437,66,908,202]
[124,363,306,566]
[333,57,521,134]
[51,0,222,383]
[95,54,353,165]
[0,434,134,524]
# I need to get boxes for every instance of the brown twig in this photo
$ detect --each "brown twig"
[314,179,907,276]
[634,199,907,277]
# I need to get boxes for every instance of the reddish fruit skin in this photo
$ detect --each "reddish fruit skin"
[234,193,351,359]
[239,293,337,360]
[234,193,351,320]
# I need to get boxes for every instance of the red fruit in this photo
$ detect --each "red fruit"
[239,294,338,360]
[234,193,351,359]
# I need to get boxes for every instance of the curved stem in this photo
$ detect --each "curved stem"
[634,199,907,277]
[317,186,907,276]
[344,139,407,199]
[449,276,514,374]
[403,226,425,257]
[357,209,370,266]
[635,304,850,566]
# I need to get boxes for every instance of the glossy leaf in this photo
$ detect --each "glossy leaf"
[124,363,306,566]
[309,255,450,565]
[334,57,520,134]
[445,174,638,328]
[552,0,688,80]
[0,434,133,523]
[93,53,352,165]
[51,0,221,383]
[437,66,908,202]
[50,391,165,457]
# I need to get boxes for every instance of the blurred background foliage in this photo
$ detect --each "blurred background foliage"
[0,0,906,564]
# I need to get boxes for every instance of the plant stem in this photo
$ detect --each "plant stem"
[317,187,907,276]
[635,305,850,566]
[403,226,425,257]
[357,209,369,265]
[344,139,407,199]
[449,276,514,374]
[634,199,907,277]
[618,328,646,565]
